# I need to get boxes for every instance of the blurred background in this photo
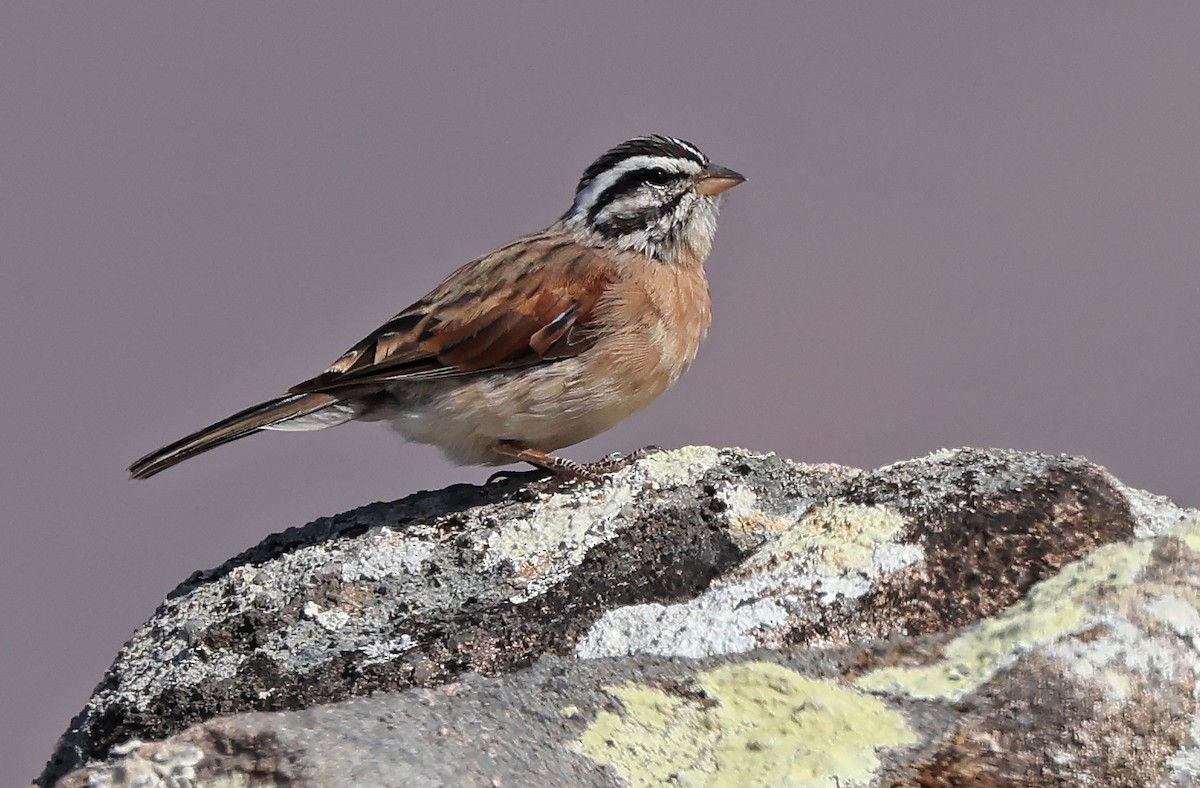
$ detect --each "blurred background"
[4,3,1198,782]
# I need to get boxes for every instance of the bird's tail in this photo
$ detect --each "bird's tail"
[128,392,344,479]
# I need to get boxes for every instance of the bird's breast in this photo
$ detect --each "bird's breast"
[592,262,712,399]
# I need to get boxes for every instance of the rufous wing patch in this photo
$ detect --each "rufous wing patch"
[288,239,616,393]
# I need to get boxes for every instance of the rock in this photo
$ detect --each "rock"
[41,447,1200,786]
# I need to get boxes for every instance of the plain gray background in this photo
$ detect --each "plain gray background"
[4,3,1198,782]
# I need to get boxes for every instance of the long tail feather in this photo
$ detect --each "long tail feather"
[128,392,340,479]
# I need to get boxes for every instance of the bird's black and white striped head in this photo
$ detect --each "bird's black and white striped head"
[562,135,744,263]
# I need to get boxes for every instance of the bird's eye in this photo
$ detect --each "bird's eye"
[639,168,675,187]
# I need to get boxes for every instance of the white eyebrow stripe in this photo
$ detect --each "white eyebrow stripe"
[571,155,699,216]
[667,137,706,162]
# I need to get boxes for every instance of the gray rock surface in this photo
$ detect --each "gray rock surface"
[42,446,1200,786]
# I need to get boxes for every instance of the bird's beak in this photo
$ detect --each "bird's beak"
[695,164,746,196]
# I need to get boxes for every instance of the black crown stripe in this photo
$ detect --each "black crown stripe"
[575,135,707,195]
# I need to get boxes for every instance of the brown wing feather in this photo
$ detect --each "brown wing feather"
[289,233,614,394]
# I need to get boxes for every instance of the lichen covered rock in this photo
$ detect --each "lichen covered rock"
[43,447,1200,786]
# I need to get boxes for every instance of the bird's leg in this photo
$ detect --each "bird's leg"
[490,440,610,482]
[491,441,661,483]
[583,445,663,473]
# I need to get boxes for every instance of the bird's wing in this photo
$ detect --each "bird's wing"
[288,233,616,394]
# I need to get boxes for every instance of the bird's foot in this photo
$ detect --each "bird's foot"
[489,441,662,484]
[485,467,553,485]
[580,445,663,474]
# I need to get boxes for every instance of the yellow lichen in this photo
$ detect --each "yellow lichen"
[578,661,915,787]
[1174,513,1200,553]
[856,539,1154,701]
[743,502,907,575]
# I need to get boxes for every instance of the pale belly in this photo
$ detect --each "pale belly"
[376,354,677,466]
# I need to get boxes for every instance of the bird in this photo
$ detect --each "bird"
[128,135,744,481]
